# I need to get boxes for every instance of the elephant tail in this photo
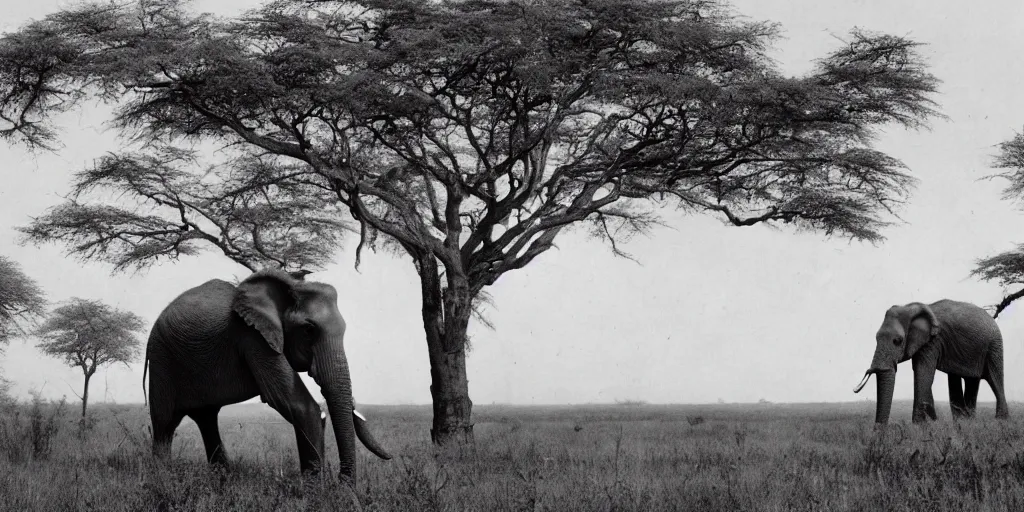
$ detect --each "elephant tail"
[142,344,149,407]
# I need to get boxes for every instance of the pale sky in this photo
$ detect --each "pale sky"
[3,0,1024,408]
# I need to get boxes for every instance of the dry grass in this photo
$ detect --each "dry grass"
[2,399,1024,511]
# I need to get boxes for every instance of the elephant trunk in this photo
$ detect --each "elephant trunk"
[868,345,897,374]
[861,338,899,423]
[874,370,896,424]
[311,337,358,485]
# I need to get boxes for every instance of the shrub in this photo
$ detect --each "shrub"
[0,392,68,463]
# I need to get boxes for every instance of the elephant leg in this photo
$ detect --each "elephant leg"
[188,406,228,466]
[983,353,1009,419]
[924,387,938,421]
[148,353,182,460]
[948,374,968,419]
[284,384,327,474]
[151,408,184,460]
[911,358,937,423]
[963,378,980,417]
[243,350,326,473]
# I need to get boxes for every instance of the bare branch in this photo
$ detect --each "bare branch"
[992,288,1024,319]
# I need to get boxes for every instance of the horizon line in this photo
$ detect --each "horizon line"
[17,399,1014,408]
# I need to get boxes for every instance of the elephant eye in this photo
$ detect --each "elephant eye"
[893,337,902,346]
[302,320,318,335]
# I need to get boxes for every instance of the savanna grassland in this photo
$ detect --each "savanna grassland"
[3,399,1024,511]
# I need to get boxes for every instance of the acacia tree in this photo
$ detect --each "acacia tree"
[0,255,46,401]
[4,0,940,443]
[36,298,145,417]
[0,255,46,348]
[972,132,1024,317]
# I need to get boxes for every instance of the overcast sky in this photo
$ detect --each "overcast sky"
[3,0,1024,409]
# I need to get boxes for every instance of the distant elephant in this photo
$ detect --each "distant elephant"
[852,300,1008,423]
[144,269,391,485]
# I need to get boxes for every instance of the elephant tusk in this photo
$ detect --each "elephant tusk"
[853,372,872,393]
[353,409,366,421]
[321,411,327,421]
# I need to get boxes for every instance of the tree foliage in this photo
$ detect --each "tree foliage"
[35,298,144,415]
[972,132,1024,318]
[36,298,144,369]
[20,147,352,272]
[0,255,46,347]
[2,0,942,441]
[11,0,941,271]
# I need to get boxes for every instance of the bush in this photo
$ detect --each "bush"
[0,374,14,406]
[0,392,68,463]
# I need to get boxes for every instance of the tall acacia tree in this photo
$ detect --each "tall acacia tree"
[5,0,940,444]
[972,132,1024,317]
[36,298,145,417]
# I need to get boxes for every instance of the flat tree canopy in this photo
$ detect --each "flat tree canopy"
[36,298,145,416]
[973,132,1024,318]
[4,0,941,443]
[0,255,46,347]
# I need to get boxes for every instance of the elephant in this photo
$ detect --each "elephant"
[852,300,1009,424]
[143,268,391,486]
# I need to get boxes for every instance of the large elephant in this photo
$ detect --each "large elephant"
[144,269,391,485]
[853,300,1009,423]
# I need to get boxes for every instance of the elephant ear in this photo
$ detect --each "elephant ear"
[902,302,940,359]
[232,270,296,354]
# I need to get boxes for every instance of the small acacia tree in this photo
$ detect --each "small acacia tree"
[36,298,145,417]
[973,132,1024,317]
[4,0,941,443]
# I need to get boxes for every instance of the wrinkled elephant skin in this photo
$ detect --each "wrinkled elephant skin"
[855,300,1008,424]
[145,269,391,487]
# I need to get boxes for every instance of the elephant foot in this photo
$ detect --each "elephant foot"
[337,472,356,488]
[208,456,230,469]
[152,442,172,462]
[205,445,229,467]
[298,459,326,477]
[912,403,938,424]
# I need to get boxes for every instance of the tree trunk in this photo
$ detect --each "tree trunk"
[81,371,91,418]
[416,255,474,445]
[426,316,473,445]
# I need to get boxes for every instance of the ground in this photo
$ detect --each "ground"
[2,399,1024,511]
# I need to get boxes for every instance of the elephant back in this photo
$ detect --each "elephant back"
[153,279,238,345]
[929,300,1001,339]
[929,299,1002,377]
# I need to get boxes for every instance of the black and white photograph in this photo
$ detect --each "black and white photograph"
[0,0,1022,510]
